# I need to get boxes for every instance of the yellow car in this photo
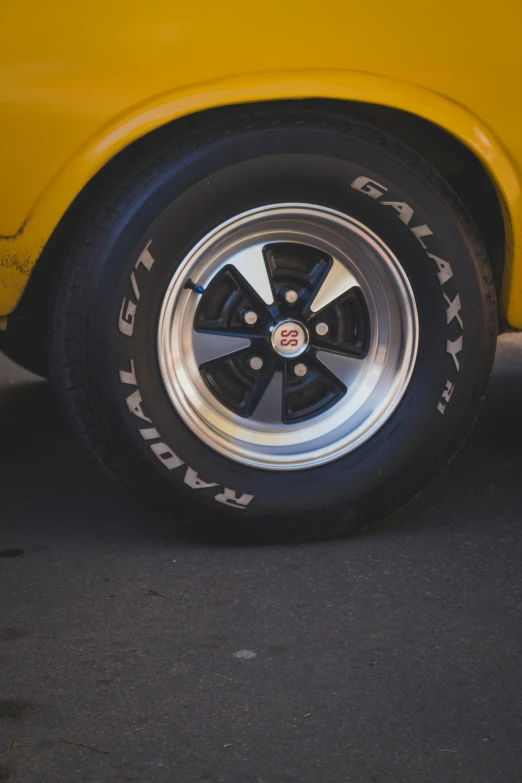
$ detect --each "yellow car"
[1,1,520,540]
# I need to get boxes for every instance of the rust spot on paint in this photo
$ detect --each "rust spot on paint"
[0,244,32,276]
[0,219,32,289]
[0,219,29,242]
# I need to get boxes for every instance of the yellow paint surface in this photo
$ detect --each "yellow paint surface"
[1,1,521,324]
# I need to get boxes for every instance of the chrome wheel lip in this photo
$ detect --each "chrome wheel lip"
[157,203,418,470]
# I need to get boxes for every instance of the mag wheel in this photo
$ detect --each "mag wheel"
[52,108,496,541]
[158,204,418,469]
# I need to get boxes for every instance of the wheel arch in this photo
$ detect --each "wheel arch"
[4,79,519,343]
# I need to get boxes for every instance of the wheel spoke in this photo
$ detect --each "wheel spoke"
[250,371,283,424]
[229,245,275,306]
[309,258,358,314]
[309,287,370,359]
[194,264,272,338]
[315,351,362,390]
[263,243,332,313]
[192,331,250,366]
[282,352,346,424]
[199,348,278,418]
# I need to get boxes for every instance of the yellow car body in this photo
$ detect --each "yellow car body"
[0,0,521,327]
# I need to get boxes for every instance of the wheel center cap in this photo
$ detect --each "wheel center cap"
[270,320,308,358]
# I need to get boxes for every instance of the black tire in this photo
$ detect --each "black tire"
[0,242,54,378]
[0,306,48,378]
[51,107,497,542]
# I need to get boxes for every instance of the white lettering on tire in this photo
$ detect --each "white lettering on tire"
[117,358,254,510]
[150,442,184,470]
[446,336,463,371]
[119,359,137,385]
[381,201,414,225]
[135,241,155,272]
[130,272,140,302]
[443,292,463,328]
[351,173,464,414]
[351,176,388,199]
[215,488,255,509]
[118,299,137,336]
[125,388,152,423]
[139,427,161,441]
[427,254,454,286]
[118,243,156,337]
[437,380,455,414]
[410,224,433,248]
[183,467,218,490]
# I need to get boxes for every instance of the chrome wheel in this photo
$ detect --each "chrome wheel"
[158,204,418,469]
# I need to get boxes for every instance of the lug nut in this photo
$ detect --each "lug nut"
[293,363,307,377]
[249,356,264,371]
[284,289,299,304]
[242,309,258,326]
[315,322,329,336]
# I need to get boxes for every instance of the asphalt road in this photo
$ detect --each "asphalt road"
[1,337,521,783]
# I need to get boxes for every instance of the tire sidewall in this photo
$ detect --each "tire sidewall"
[73,125,490,523]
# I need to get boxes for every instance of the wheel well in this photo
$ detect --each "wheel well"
[10,98,505,375]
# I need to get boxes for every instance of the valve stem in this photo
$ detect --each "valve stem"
[184,278,205,294]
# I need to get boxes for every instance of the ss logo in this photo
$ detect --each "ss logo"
[280,328,299,347]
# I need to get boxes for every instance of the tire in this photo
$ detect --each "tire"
[0,307,48,378]
[51,107,497,542]
[0,245,52,378]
